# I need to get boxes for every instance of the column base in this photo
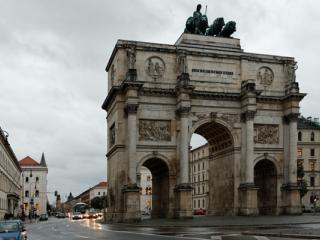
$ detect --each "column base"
[174,184,193,218]
[122,184,141,222]
[281,183,302,215]
[238,183,259,216]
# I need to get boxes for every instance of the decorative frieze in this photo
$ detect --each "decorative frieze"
[139,120,171,141]
[254,124,279,144]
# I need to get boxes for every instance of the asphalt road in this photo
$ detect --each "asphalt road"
[25,217,313,240]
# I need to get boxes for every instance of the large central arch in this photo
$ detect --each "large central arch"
[190,118,238,215]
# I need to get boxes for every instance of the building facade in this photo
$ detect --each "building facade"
[139,166,152,213]
[190,144,209,211]
[19,154,48,216]
[90,181,108,200]
[0,127,22,219]
[297,116,320,209]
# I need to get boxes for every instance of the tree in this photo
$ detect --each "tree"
[297,162,308,199]
[90,196,107,210]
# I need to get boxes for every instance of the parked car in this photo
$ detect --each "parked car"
[39,214,49,221]
[193,209,206,215]
[0,220,27,240]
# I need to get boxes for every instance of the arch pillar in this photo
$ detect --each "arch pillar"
[174,73,194,218]
[239,81,259,215]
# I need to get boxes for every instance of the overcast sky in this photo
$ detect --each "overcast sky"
[1,0,319,204]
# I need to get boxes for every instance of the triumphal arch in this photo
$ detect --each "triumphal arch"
[102,29,305,222]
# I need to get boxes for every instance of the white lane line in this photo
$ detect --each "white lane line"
[254,236,270,240]
[210,236,222,240]
[75,235,89,238]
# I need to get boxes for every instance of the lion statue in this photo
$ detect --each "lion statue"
[205,17,225,36]
[218,21,236,37]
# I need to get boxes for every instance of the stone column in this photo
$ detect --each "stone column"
[239,110,259,215]
[179,107,190,184]
[239,80,258,216]
[122,103,141,222]
[282,113,301,214]
[174,73,193,218]
[126,103,138,184]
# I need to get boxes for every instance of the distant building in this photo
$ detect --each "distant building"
[0,127,22,219]
[139,167,152,213]
[189,144,209,211]
[19,153,48,216]
[90,181,108,200]
[297,116,320,209]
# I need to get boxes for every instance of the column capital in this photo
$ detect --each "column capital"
[283,113,300,124]
[176,106,191,117]
[241,110,256,122]
[124,104,138,114]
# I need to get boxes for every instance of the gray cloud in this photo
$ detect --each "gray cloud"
[1,0,319,203]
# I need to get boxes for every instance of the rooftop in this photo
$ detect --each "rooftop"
[298,116,320,130]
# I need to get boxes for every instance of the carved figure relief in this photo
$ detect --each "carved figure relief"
[109,124,115,146]
[284,62,298,83]
[145,56,165,80]
[110,65,115,85]
[257,67,274,86]
[126,46,136,69]
[177,51,188,74]
[254,124,279,144]
[139,120,171,141]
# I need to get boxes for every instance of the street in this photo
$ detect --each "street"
[25,217,318,240]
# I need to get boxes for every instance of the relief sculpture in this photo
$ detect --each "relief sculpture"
[139,120,171,141]
[257,67,274,86]
[109,124,115,146]
[254,124,279,144]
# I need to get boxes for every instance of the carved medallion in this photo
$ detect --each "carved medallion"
[139,120,171,141]
[257,67,274,85]
[254,124,279,144]
[145,56,165,79]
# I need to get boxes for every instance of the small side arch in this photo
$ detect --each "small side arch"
[136,153,175,175]
[254,154,280,175]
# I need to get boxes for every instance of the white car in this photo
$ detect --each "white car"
[72,212,82,220]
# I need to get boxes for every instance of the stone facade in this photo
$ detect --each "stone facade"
[190,144,209,211]
[102,33,305,222]
[297,116,320,210]
[0,127,22,219]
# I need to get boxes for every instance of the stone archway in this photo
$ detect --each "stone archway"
[254,159,277,215]
[137,157,171,218]
[191,119,237,215]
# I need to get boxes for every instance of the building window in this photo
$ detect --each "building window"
[198,199,200,208]
[146,187,152,195]
[311,149,315,157]
[310,160,315,171]
[202,162,205,170]
[98,192,100,195]
[297,148,302,158]
[310,177,315,187]
[36,176,39,182]
[35,190,39,197]
[202,199,205,208]
[25,191,29,198]
[298,131,302,141]
[25,177,29,183]
[147,176,151,182]
[194,200,196,208]
[311,132,315,142]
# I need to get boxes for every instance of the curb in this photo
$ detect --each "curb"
[243,231,320,239]
[106,221,320,228]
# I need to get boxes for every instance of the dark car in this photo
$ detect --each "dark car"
[0,220,27,240]
[39,214,49,221]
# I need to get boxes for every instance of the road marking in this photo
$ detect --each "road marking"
[254,236,270,240]
[211,236,222,240]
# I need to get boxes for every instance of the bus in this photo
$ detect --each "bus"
[72,203,89,219]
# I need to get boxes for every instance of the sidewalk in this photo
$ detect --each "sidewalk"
[118,213,320,228]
